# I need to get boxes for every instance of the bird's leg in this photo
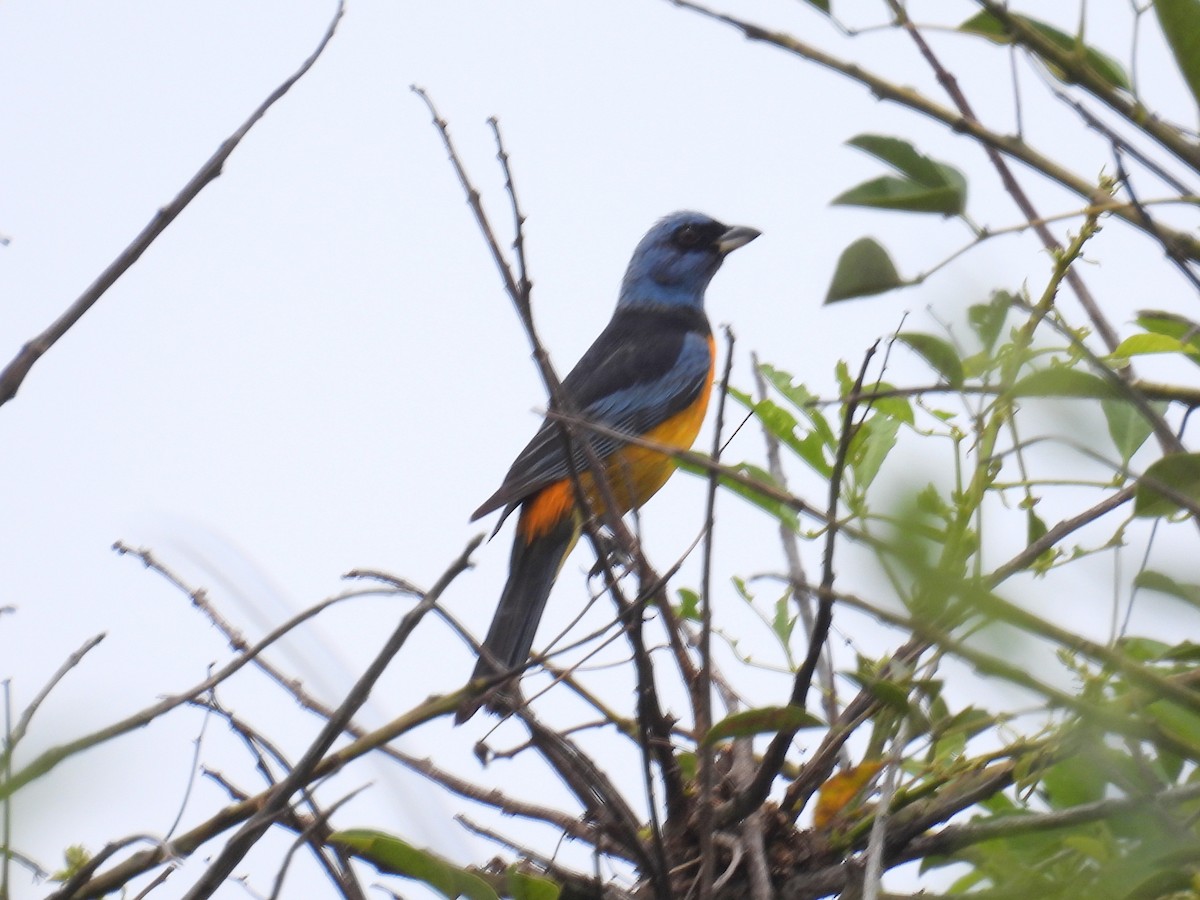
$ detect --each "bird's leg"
[586,527,633,584]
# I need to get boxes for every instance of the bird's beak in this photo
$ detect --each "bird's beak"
[715,224,761,255]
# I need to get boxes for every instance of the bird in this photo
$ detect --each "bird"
[458,211,759,721]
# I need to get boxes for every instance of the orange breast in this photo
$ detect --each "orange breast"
[518,337,716,542]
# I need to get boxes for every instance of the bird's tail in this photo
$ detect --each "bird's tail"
[457,514,579,722]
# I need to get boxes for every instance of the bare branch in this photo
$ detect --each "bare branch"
[3,633,105,756]
[0,0,346,408]
[179,535,481,899]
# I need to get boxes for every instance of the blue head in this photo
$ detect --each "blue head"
[618,211,760,310]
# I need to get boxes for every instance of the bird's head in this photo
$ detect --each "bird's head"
[618,211,760,310]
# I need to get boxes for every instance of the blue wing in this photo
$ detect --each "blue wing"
[472,306,711,520]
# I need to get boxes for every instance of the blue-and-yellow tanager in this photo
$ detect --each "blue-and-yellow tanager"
[462,211,759,716]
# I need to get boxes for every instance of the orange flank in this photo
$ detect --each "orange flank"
[517,335,717,542]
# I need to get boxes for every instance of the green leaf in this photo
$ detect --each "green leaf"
[1146,699,1200,750]
[1011,367,1122,399]
[968,290,1014,352]
[507,866,560,900]
[861,380,914,424]
[1162,640,1200,663]
[1157,747,1185,782]
[832,175,965,215]
[936,706,995,741]
[1102,397,1166,466]
[1027,508,1047,545]
[1136,309,1200,342]
[1134,570,1200,610]
[688,460,799,530]
[835,134,967,215]
[756,365,838,446]
[755,365,813,411]
[1131,315,1200,369]
[1113,332,1190,358]
[1133,452,1200,518]
[773,592,796,646]
[866,678,911,710]
[896,332,964,388]
[676,588,702,622]
[1117,635,1172,662]
[916,482,950,517]
[959,10,1131,91]
[825,237,904,302]
[1061,834,1110,862]
[853,415,900,489]
[1155,0,1200,109]
[735,395,832,477]
[746,394,798,443]
[846,134,964,191]
[703,706,824,746]
[51,846,92,882]
[332,830,499,900]
[835,360,853,396]
[801,0,830,13]
[732,575,754,605]
[676,750,698,781]
[1041,756,1108,808]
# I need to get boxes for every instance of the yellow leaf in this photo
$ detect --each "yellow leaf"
[813,761,883,829]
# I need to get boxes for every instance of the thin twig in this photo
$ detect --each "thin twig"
[400,753,610,851]
[751,354,836,722]
[721,341,879,829]
[696,327,737,900]
[163,686,213,842]
[65,691,466,897]
[3,633,105,759]
[1112,145,1200,293]
[516,709,655,875]
[454,815,619,899]
[885,0,1122,354]
[899,779,1200,862]
[973,0,1200,172]
[179,536,480,900]
[667,0,1200,264]
[2,682,10,900]
[0,0,345,408]
[267,788,368,900]
[46,835,168,900]
[862,720,910,900]
[3,566,387,803]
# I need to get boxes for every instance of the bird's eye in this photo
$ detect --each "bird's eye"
[674,224,701,248]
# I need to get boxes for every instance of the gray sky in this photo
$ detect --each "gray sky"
[3,1,1198,896]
